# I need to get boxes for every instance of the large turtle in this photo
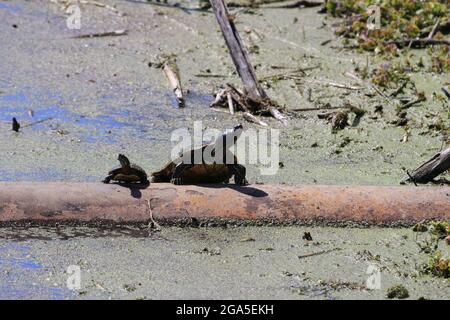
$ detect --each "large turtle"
[151,124,248,185]
[103,154,149,184]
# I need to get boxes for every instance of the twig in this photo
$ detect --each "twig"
[71,29,127,39]
[243,112,268,126]
[227,92,235,115]
[272,0,323,9]
[22,117,53,128]
[384,38,450,49]
[291,105,343,112]
[319,81,362,90]
[146,199,161,234]
[162,58,185,108]
[194,73,226,78]
[399,95,426,110]
[428,20,440,39]
[298,247,341,259]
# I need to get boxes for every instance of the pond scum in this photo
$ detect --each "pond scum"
[326,0,449,86]
[414,220,450,279]
[326,0,449,49]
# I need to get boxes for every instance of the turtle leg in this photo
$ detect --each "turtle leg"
[170,163,194,185]
[102,175,113,184]
[228,164,248,186]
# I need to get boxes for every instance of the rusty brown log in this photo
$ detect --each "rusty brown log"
[0,182,448,227]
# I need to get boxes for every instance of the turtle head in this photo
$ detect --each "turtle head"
[117,154,131,168]
[215,124,243,148]
[222,123,243,141]
[231,124,243,143]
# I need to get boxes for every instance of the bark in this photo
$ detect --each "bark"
[405,146,450,183]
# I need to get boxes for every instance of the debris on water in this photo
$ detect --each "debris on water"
[386,284,409,299]
[12,117,20,132]
[209,0,287,124]
[150,54,185,108]
[302,232,313,241]
[197,247,221,256]
[318,110,348,132]
[412,223,428,233]
[71,29,128,39]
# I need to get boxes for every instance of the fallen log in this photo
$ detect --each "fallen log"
[0,182,449,227]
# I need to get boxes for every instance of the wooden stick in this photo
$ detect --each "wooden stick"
[243,112,268,127]
[227,92,235,115]
[163,59,185,108]
[427,20,440,39]
[403,147,450,184]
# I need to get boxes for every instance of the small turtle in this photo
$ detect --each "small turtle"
[103,154,149,184]
[151,124,248,185]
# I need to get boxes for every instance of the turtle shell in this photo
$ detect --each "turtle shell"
[151,145,238,184]
[109,163,147,183]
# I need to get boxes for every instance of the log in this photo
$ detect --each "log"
[404,146,450,184]
[0,182,449,227]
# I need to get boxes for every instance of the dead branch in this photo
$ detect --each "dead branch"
[402,146,450,184]
[209,0,287,123]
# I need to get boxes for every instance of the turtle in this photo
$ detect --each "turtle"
[151,124,248,185]
[103,154,149,184]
